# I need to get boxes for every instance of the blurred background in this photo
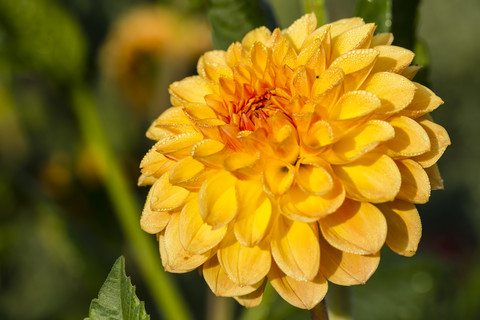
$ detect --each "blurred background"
[0,0,479,319]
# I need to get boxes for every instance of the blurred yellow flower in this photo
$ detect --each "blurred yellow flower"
[139,14,450,309]
[99,5,211,106]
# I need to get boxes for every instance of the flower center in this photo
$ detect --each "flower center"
[234,89,290,131]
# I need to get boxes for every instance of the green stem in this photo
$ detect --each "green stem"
[326,285,352,320]
[71,84,192,320]
[206,292,234,320]
[303,0,328,25]
[310,299,329,320]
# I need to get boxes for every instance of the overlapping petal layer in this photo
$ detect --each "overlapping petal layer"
[140,13,449,310]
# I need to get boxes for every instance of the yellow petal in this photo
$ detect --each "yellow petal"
[234,282,266,308]
[377,200,422,257]
[169,157,208,191]
[297,38,325,72]
[401,65,422,80]
[139,143,173,178]
[385,116,431,158]
[146,122,173,141]
[179,196,227,254]
[153,107,195,134]
[267,117,301,164]
[399,82,444,118]
[140,186,171,234]
[197,50,230,81]
[333,153,401,203]
[251,41,268,75]
[234,180,273,247]
[271,33,297,68]
[424,164,444,190]
[226,42,249,68]
[371,45,415,74]
[303,120,335,151]
[268,262,327,310]
[183,103,218,121]
[198,170,237,229]
[217,232,271,286]
[296,157,334,196]
[331,120,395,162]
[283,13,317,52]
[304,24,331,65]
[293,65,315,98]
[191,139,229,168]
[329,18,365,38]
[280,178,345,222]
[223,151,261,180]
[396,159,431,204]
[319,199,387,255]
[311,67,344,98]
[332,23,376,60]
[169,76,213,105]
[161,214,210,273]
[329,90,381,120]
[203,255,261,297]
[156,132,203,160]
[361,72,416,114]
[303,24,330,48]
[412,119,450,168]
[194,118,227,142]
[242,26,272,49]
[271,216,320,281]
[370,33,393,46]
[319,235,380,286]
[205,93,229,118]
[149,173,190,211]
[262,160,295,197]
[330,49,379,91]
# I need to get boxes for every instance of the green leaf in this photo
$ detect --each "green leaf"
[356,0,392,33]
[207,0,276,50]
[87,257,150,320]
[391,0,421,50]
[389,0,428,84]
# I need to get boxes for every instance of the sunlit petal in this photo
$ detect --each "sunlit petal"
[268,262,327,310]
[179,196,227,254]
[319,199,387,255]
[217,232,271,286]
[203,256,261,297]
[377,200,422,257]
[271,215,320,281]
[333,154,401,203]
[319,235,380,285]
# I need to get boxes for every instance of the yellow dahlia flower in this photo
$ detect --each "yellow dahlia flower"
[139,13,450,309]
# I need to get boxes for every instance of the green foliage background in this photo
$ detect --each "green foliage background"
[1,0,479,319]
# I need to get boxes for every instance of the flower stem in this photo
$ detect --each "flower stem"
[206,291,234,320]
[70,84,191,320]
[326,285,352,320]
[310,299,329,320]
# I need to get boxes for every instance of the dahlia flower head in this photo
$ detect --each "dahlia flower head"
[139,14,450,309]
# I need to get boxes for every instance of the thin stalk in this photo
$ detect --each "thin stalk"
[71,84,192,320]
[326,285,352,320]
[206,292,234,320]
[311,299,329,320]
